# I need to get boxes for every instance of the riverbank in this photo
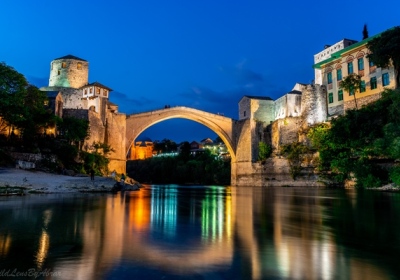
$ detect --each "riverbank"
[0,167,122,194]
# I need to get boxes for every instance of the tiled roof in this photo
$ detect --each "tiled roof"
[53,55,87,61]
[82,81,113,91]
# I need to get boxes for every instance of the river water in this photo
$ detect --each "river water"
[0,185,399,280]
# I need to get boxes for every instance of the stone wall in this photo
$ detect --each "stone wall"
[41,87,88,109]
[63,109,89,120]
[270,117,302,151]
[235,159,323,187]
[301,84,327,125]
[105,111,127,174]
[344,92,382,111]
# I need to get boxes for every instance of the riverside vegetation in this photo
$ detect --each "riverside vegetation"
[0,62,112,176]
[277,88,400,188]
[127,141,231,185]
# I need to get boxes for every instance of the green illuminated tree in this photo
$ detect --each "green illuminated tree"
[340,73,362,110]
[367,26,400,88]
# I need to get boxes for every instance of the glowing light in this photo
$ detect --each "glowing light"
[36,230,50,269]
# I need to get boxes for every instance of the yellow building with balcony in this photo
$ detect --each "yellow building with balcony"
[313,28,396,117]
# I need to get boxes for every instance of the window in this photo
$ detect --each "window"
[328,92,333,103]
[77,62,82,70]
[348,62,353,74]
[44,100,49,106]
[243,111,246,117]
[96,88,100,94]
[360,81,366,93]
[90,88,93,93]
[338,90,343,101]
[62,62,66,68]
[370,77,377,89]
[382,73,390,86]
[57,70,60,75]
[103,90,107,96]
[84,89,87,95]
[337,69,342,81]
[369,60,374,67]
[358,58,364,71]
[327,72,332,84]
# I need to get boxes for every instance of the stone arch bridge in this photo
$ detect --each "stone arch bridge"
[125,106,256,185]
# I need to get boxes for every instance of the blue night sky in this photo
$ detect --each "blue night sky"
[1,0,399,143]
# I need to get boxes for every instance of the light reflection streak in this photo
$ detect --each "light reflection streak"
[0,234,11,257]
[36,230,49,269]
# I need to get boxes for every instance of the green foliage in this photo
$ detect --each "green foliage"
[367,26,400,88]
[258,142,272,161]
[153,138,177,154]
[0,62,29,133]
[280,142,310,179]
[339,73,362,109]
[127,149,230,185]
[57,117,89,144]
[311,88,400,187]
[79,150,110,175]
[92,141,114,156]
[389,166,400,185]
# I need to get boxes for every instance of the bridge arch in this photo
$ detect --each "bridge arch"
[126,106,237,162]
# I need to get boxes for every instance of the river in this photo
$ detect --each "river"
[0,185,399,279]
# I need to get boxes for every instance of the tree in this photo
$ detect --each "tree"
[0,62,29,133]
[362,24,369,40]
[340,74,362,110]
[57,117,89,145]
[367,26,400,88]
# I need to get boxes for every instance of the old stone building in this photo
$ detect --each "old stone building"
[40,55,127,174]
[128,136,154,160]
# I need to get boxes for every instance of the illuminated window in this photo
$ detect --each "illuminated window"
[90,88,93,93]
[44,100,49,106]
[62,62,66,68]
[360,81,366,92]
[103,90,107,96]
[77,62,82,70]
[337,69,342,81]
[327,72,332,84]
[382,73,390,86]
[84,89,87,95]
[348,62,353,74]
[96,88,100,94]
[328,92,333,103]
[370,77,377,89]
[338,90,343,101]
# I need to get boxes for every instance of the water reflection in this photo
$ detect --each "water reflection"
[0,187,399,279]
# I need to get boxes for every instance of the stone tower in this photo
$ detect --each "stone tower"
[301,84,328,125]
[49,55,89,88]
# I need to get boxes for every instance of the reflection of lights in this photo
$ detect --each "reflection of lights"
[201,187,230,242]
[151,187,177,237]
[36,230,50,269]
[129,191,151,231]
[0,234,11,257]
[43,209,53,227]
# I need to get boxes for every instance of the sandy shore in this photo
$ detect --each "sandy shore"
[0,168,118,194]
